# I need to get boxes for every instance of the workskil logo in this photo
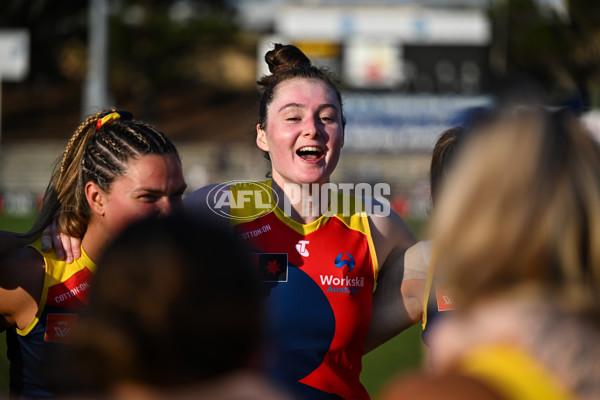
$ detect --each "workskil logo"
[320,274,364,294]
[334,252,355,271]
[206,180,278,221]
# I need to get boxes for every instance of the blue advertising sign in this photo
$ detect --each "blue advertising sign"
[342,93,492,152]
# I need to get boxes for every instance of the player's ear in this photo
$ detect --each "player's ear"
[85,182,106,217]
[256,124,269,152]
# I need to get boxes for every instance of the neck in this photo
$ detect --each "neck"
[271,179,331,224]
[80,222,110,263]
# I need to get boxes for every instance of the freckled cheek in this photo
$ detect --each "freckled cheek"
[271,133,296,151]
[267,140,294,163]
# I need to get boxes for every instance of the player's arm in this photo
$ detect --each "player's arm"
[0,231,30,254]
[0,247,45,332]
[365,209,425,352]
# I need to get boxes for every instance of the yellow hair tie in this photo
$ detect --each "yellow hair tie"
[96,112,121,130]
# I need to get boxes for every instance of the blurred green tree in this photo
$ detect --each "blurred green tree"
[0,0,242,89]
[0,0,88,83]
[488,0,600,108]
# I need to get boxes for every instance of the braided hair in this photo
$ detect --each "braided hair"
[26,110,179,240]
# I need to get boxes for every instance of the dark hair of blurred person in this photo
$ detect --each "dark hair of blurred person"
[71,213,290,400]
[429,126,465,209]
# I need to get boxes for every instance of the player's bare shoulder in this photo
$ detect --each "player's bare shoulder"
[0,247,45,329]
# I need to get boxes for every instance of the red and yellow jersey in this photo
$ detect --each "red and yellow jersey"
[229,180,378,400]
[8,240,96,398]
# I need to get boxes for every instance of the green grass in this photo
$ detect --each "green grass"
[361,217,427,397]
[0,214,427,397]
[361,324,424,398]
[0,214,37,234]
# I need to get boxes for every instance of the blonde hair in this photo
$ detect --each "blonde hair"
[432,107,600,309]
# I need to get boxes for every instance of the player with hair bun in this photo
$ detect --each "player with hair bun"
[184,43,425,400]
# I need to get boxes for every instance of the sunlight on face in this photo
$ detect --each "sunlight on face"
[258,77,344,186]
[100,153,187,237]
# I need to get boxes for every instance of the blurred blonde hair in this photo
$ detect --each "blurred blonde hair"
[432,107,600,310]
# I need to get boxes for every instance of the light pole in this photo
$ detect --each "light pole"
[83,0,110,116]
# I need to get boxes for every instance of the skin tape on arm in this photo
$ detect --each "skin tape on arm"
[403,241,430,281]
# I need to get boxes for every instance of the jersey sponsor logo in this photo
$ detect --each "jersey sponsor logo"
[320,274,364,294]
[252,253,288,282]
[239,224,271,240]
[47,267,93,310]
[295,240,310,257]
[334,252,355,271]
[45,313,78,343]
[436,287,455,311]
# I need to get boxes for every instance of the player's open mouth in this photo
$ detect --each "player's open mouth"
[296,146,324,161]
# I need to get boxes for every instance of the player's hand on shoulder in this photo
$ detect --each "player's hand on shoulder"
[41,220,81,264]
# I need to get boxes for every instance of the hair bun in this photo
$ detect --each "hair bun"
[265,43,311,74]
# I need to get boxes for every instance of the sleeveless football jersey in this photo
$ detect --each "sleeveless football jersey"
[7,240,96,399]
[229,180,378,400]
[420,241,454,346]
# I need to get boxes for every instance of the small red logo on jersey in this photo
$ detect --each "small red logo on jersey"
[45,313,78,343]
[436,288,455,311]
[252,253,288,282]
[266,260,281,275]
